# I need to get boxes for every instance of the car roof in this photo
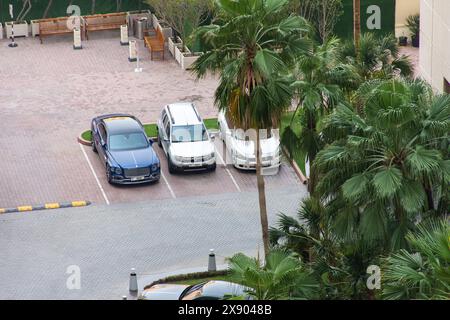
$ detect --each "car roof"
[102,116,143,135]
[167,103,202,126]
[200,281,247,298]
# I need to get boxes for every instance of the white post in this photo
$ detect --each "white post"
[129,268,138,293]
[120,24,129,46]
[8,4,18,48]
[208,249,217,272]
[128,40,137,62]
[73,28,82,50]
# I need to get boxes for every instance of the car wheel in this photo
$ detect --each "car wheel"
[92,135,98,153]
[210,163,217,172]
[106,164,113,184]
[168,157,176,174]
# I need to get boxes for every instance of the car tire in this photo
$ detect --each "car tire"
[92,134,98,153]
[210,163,217,172]
[168,157,176,174]
[106,164,113,184]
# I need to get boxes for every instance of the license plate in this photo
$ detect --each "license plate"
[190,163,202,167]
[131,176,145,181]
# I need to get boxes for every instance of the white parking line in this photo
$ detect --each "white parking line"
[160,171,176,199]
[79,143,110,205]
[215,146,241,193]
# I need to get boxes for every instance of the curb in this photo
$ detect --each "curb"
[282,146,308,185]
[0,201,91,214]
[77,134,92,146]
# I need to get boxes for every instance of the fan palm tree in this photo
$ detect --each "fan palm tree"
[338,33,414,82]
[282,37,360,193]
[191,0,312,256]
[227,250,318,299]
[382,219,450,300]
[315,78,450,250]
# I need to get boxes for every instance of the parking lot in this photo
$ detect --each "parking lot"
[0,31,303,210]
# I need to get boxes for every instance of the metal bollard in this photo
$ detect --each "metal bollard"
[208,249,217,272]
[129,268,138,292]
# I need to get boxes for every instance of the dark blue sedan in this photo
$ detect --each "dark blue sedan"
[91,114,160,184]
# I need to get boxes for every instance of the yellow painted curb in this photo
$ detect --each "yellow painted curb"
[18,206,33,212]
[45,203,60,209]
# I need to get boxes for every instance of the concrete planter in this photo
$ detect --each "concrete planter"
[6,21,29,38]
[152,14,159,30]
[168,36,183,57]
[181,52,201,70]
[31,20,40,37]
[174,45,184,64]
[127,10,152,36]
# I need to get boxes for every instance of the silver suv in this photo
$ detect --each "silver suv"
[157,102,216,174]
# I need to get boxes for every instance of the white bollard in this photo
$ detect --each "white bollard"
[129,268,138,292]
[120,24,129,46]
[73,28,82,50]
[122,295,127,300]
[129,40,137,62]
[208,249,217,272]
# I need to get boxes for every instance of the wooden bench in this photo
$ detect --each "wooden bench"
[84,12,127,40]
[39,17,79,44]
[144,27,165,60]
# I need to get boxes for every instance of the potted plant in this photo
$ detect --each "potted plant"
[5,20,29,38]
[181,50,202,70]
[168,35,183,57]
[398,35,407,46]
[31,19,40,37]
[406,14,420,48]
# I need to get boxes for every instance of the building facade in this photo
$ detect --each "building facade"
[420,0,450,93]
[395,0,420,37]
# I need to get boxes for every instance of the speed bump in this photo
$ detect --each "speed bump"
[0,201,91,214]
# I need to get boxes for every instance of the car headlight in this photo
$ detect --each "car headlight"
[112,167,122,175]
[174,155,184,162]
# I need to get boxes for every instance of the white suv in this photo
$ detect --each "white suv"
[157,102,216,173]
[218,110,280,170]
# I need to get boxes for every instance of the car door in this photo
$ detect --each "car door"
[97,123,108,164]
[161,115,171,155]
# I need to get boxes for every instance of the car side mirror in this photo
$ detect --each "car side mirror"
[148,138,154,145]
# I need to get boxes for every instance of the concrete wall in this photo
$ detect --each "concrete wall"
[419,0,450,93]
[395,0,420,37]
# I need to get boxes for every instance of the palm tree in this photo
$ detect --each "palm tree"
[227,250,317,299]
[382,219,450,300]
[353,0,361,50]
[270,196,385,299]
[191,0,312,256]
[315,78,450,250]
[338,33,414,82]
[282,37,360,193]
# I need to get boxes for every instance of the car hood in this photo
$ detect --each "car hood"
[232,137,279,157]
[109,146,158,169]
[140,284,188,300]
[169,141,215,158]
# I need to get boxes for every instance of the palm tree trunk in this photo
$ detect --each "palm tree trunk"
[353,0,361,51]
[256,128,270,257]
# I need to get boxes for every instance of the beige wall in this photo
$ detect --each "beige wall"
[419,0,450,93]
[395,0,420,37]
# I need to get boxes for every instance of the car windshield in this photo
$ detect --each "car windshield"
[179,283,206,300]
[109,132,149,151]
[233,129,273,140]
[171,124,208,143]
